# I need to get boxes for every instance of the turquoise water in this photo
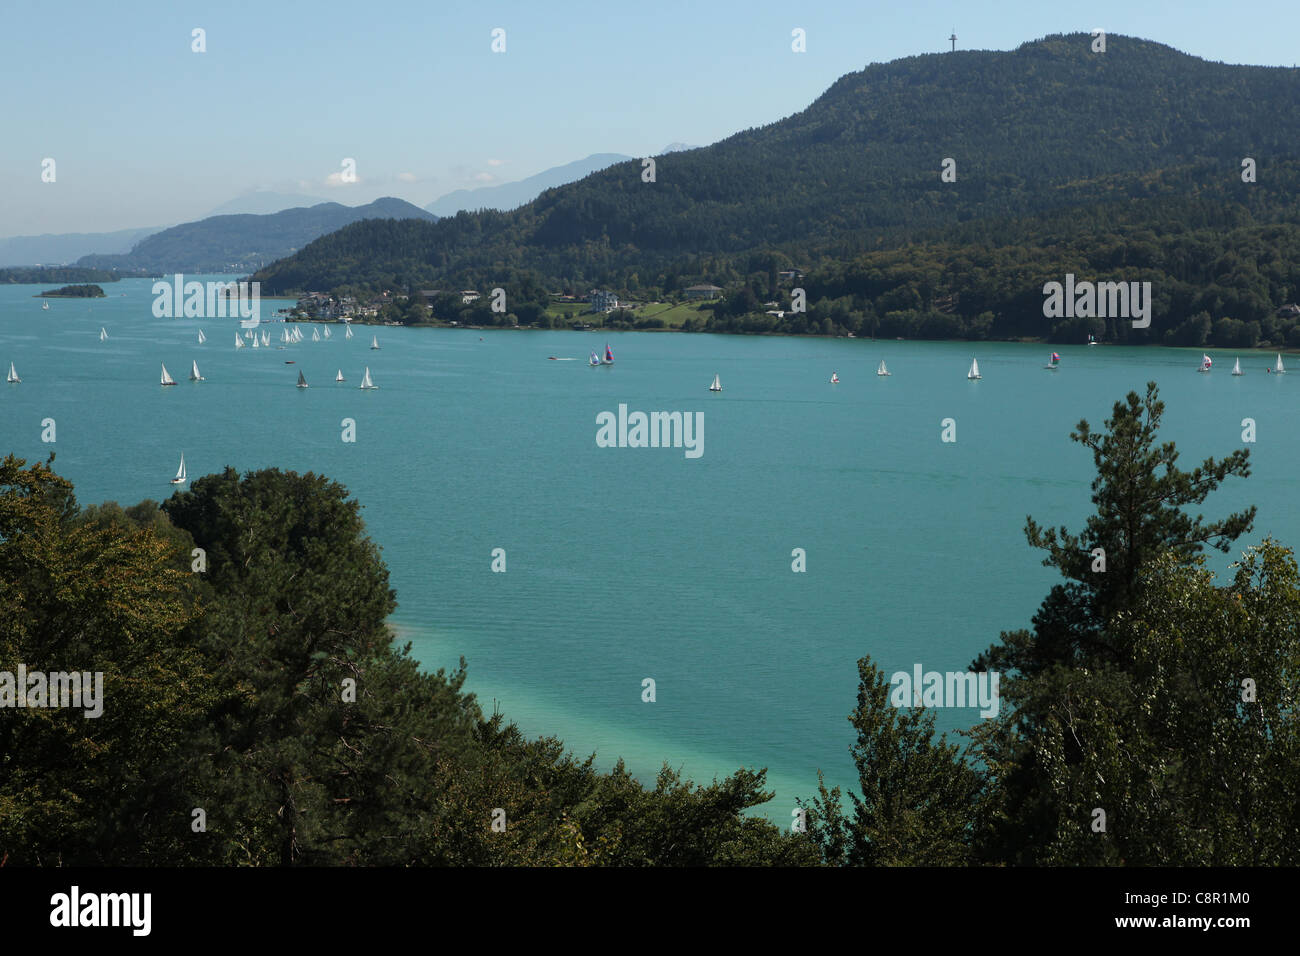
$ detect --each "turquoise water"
[2,276,1293,821]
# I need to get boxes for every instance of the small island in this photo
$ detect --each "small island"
[37,284,106,298]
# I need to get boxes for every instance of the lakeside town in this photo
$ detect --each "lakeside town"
[287,279,796,331]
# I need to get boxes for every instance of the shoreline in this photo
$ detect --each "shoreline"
[274,318,1300,354]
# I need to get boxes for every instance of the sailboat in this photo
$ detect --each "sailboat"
[589,351,601,367]
[170,453,187,485]
[197,329,206,344]
[335,369,345,382]
[967,358,981,380]
[829,372,839,384]
[312,328,321,342]
[161,363,177,386]
[235,334,245,349]
[709,373,722,392]
[602,343,614,365]
[1275,354,1286,374]
[1044,351,1060,370]
[244,330,253,340]
[7,362,19,384]
[359,367,377,389]
[251,334,260,348]
[296,369,309,388]
[370,335,380,350]
[345,325,354,339]
[1198,354,1212,373]
[1087,334,1097,346]
[293,327,303,343]
[42,300,49,311]
[261,331,270,346]
[877,359,891,377]
[99,327,108,341]
[1232,358,1243,376]
[323,328,331,339]
[189,360,204,382]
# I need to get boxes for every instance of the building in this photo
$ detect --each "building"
[682,284,723,300]
[461,290,480,304]
[777,270,804,284]
[590,289,620,312]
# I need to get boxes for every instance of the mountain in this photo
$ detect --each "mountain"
[424,153,632,217]
[205,191,331,217]
[658,142,698,153]
[0,226,162,267]
[255,34,1300,315]
[78,198,436,273]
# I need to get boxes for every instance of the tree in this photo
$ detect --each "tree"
[806,656,984,865]
[0,455,217,865]
[1007,544,1300,865]
[977,382,1255,677]
[967,383,1263,864]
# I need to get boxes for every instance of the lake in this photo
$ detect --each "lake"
[2,276,1292,821]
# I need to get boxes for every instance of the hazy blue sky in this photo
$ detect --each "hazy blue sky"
[4,0,1297,235]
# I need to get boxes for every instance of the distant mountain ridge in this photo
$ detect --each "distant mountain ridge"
[424,153,633,217]
[205,191,331,218]
[0,226,163,268]
[77,197,436,273]
[254,34,1300,296]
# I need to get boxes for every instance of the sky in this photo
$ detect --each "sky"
[3,0,1298,236]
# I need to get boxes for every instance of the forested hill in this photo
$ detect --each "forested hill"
[254,34,1300,297]
[78,198,436,274]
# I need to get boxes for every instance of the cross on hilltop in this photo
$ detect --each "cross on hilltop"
[950,31,957,53]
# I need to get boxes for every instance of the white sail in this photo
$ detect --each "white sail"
[370,335,380,350]
[709,373,722,391]
[345,325,353,339]
[42,300,49,310]
[99,327,108,341]
[297,369,309,388]
[171,453,187,484]
[261,331,270,346]
[198,329,206,344]
[359,367,377,389]
[190,360,203,381]
[251,334,259,348]
[7,362,19,384]
[235,334,245,349]
[1232,358,1243,376]
[830,372,839,384]
[161,363,176,385]
[323,328,332,339]
[877,359,890,376]
[1276,354,1286,374]
[335,369,344,382]
[968,358,981,379]
[312,328,321,342]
